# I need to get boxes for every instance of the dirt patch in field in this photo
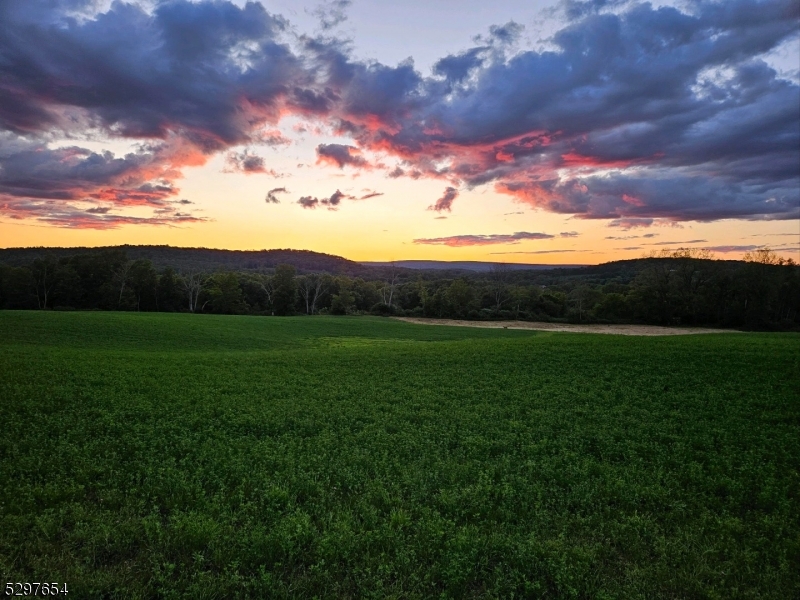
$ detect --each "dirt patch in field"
[393,317,737,336]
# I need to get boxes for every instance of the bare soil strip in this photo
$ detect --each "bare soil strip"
[393,317,737,336]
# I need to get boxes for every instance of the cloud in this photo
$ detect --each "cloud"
[320,0,799,223]
[297,196,320,209]
[647,239,708,245]
[606,217,685,230]
[413,231,555,247]
[311,0,352,30]
[226,150,272,174]
[433,48,487,84]
[0,198,206,230]
[0,0,797,228]
[266,187,288,203]
[359,191,384,199]
[316,144,368,169]
[703,245,762,253]
[490,249,587,254]
[0,132,206,227]
[253,130,291,147]
[0,0,300,144]
[560,231,579,237]
[560,0,626,21]
[749,233,800,237]
[296,189,353,209]
[428,187,459,212]
[605,233,658,240]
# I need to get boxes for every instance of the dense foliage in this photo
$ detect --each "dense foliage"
[1,246,798,329]
[1,312,798,598]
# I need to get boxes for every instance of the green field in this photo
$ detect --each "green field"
[1,312,798,599]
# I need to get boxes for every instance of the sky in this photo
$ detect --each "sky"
[0,0,798,264]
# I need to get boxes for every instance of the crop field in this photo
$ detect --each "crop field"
[0,312,798,599]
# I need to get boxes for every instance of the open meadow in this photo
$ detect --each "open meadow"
[1,311,798,599]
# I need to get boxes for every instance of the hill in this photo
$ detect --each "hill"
[360,260,586,272]
[0,245,374,276]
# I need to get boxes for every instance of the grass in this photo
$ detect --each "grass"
[0,311,798,599]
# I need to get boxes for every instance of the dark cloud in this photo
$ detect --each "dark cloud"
[487,21,524,45]
[0,132,205,227]
[316,143,368,168]
[321,0,799,223]
[413,231,555,247]
[312,0,351,30]
[429,187,459,212]
[560,231,579,237]
[296,189,353,209]
[433,48,487,84]
[226,151,270,174]
[0,197,206,229]
[328,189,346,206]
[0,0,299,144]
[297,196,319,209]
[359,191,384,199]
[266,187,288,203]
[0,0,797,227]
[253,130,291,146]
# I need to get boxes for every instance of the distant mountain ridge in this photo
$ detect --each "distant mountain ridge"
[0,246,581,275]
[361,260,586,272]
[0,246,368,275]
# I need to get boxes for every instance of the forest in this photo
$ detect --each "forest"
[1,246,798,330]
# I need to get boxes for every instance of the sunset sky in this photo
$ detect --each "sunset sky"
[1,0,798,263]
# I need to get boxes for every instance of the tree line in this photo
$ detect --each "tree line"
[1,247,797,330]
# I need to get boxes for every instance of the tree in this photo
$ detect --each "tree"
[238,273,273,313]
[128,260,158,311]
[298,273,327,314]
[593,292,629,321]
[180,271,206,313]
[256,273,275,312]
[446,278,475,318]
[271,264,297,316]
[0,264,35,309]
[156,268,184,312]
[113,260,134,309]
[206,272,248,314]
[330,276,355,315]
[743,247,784,265]
[489,263,511,311]
[568,284,602,321]
[55,263,83,308]
[68,249,127,309]
[379,263,399,307]
[30,255,59,309]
